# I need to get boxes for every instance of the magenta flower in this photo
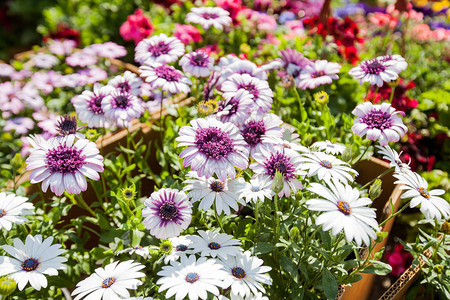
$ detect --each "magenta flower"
[174,24,202,45]
[349,56,403,87]
[186,7,232,30]
[102,90,144,128]
[4,117,34,135]
[297,60,341,89]
[65,52,97,67]
[352,102,407,146]
[216,89,254,126]
[48,39,76,56]
[139,63,192,94]
[83,42,127,59]
[135,33,185,65]
[179,51,214,78]
[107,71,142,96]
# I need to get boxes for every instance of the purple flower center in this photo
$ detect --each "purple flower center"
[238,83,259,98]
[210,180,225,192]
[311,70,326,78]
[232,267,246,279]
[185,272,199,283]
[148,41,170,56]
[337,200,351,215]
[101,277,116,288]
[195,127,234,160]
[113,93,132,109]
[22,258,39,272]
[378,55,392,63]
[88,95,104,114]
[117,81,131,93]
[208,242,221,250]
[155,65,183,82]
[361,60,386,75]
[264,152,296,179]
[241,120,266,146]
[0,209,5,218]
[176,244,188,251]
[46,144,86,174]
[159,202,179,220]
[218,98,239,116]
[189,53,208,67]
[362,109,393,130]
[418,187,430,198]
[56,115,77,136]
[202,12,219,20]
[320,160,333,169]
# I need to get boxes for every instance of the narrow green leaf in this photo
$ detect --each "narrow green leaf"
[321,269,338,300]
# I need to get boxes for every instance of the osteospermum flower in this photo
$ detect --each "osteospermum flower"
[179,51,214,77]
[349,56,403,87]
[116,246,150,258]
[157,254,226,300]
[72,84,115,128]
[220,251,272,299]
[297,60,341,89]
[216,89,254,126]
[176,117,249,181]
[279,125,309,153]
[376,145,410,173]
[25,135,104,196]
[351,102,407,146]
[184,171,246,215]
[162,236,193,264]
[0,235,67,291]
[102,90,145,128]
[139,63,192,94]
[377,54,408,74]
[72,260,145,300]
[241,177,274,203]
[394,171,450,221]
[311,140,346,155]
[219,59,268,82]
[221,74,274,113]
[307,179,379,246]
[135,33,185,65]
[186,6,232,30]
[107,71,142,96]
[299,152,358,183]
[0,192,34,230]
[188,230,242,259]
[31,53,59,69]
[280,48,311,78]
[250,144,304,197]
[142,188,192,239]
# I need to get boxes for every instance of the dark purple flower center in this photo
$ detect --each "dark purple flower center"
[378,55,391,63]
[311,70,326,78]
[337,200,351,215]
[361,109,393,130]
[155,65,183,82]
[185,272,199,283]
[117,82,131,93]
[0,209,5,218]
[361,60,386,75]
[22,258,39,272]
[319,160,333,169]
[190,53,208,67]
[210,180,225,192]
[218,98,239,116]
[148,41,170,56]
[208,242,221,250]
[195,127,234,160]
[241,120,266,146]
[88,95,104,114]
[202,12,218,20]
[56,115,77,136]
[113,93,132,109]
[238,83,259,98]
[46,143,86,174]
[232,267,246,279]
[418,187,430,198]
[176,244,188,251]
[264,152,296,179]
[101,277,116,288]
[159,202,179,220]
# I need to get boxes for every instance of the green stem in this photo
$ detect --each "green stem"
[352,141,372,165]
[292,83,307,122]
[74,194,96,218]
[379,201,409,227]
[213,204,225,233]
[273,194,280,243]
[360,167,395,190]
[432,234,445,261]
[388,86,396,103]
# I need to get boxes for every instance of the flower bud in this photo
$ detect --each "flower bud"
[159,240,173,255]
[369,179,383,200]
[120,184,137,202]
[0,277,16,297]
[375,231,388,243]
[441,220,450,234]
[434,264,444,274]
[342,146,353,163]
[271,171,284,194]
[289,226,300,241]
[314,91,329,105]
[11,153,23,171]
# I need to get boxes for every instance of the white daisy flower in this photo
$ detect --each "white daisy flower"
[0,192,34,230]
[72,260,145,300]
[349,56,402,87]
[163,236,193,264]
[102,90,145,128]
[179,51,214,78]
[107,71,142,96]
[278,125,309,153]
[157,254,226,300]
[296,60,341,90]
[25,135,104,196]
[123,297,155,300]
[376,145,410,173]
[135,33,185,65]
[220,251,272,299]
[139,63,192,94]
[217,293,269,300]
[241,177,274,204]
[393,170,450,221]
[186,7,232,30]
[0,235,67,291]
[116,246,150,258]
[311,140,346,155]
[307,179,379,246]
[184,171,247,215]
[299,152,358,183]
[188,230,242,259]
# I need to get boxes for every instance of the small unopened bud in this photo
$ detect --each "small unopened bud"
[289,226,300,241]
[120,184,137,202]
[434,264,444,274]
[0,276,17,297]
[342,146,353,163]
[375,231,388,243]
[388,78,399,87]
[271,171,284,194]
[369,179,383,200]
[131,218,141,227]
[441,220,450,234]
[314,91,329,105]
[11,153,23,171]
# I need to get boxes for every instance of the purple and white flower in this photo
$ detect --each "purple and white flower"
[0,64,16,77]
[140,63,192,94]
[377,54,408,74]
[65,52,98,67]
[25,135,104,196]
[186,6,232,30]
[216,89,254,126]
[142,188,192,239]
[250,144,305,197]
[311,140,346,155]
[220,59,268,82]
[31,53,59,69]
[297,60,341,89]
[176,118,249,181]
[76,68,108,85]
[48,39,76,56]
[0,192,34,230]
[349,57,402,87]
[107,71,142,96]
[179,51,214,77]
[102,90,145,128]
[221,74,273,113]
[299,152,358,183]
[189,230,242,259]
[352,102,407,146]
[278,125,309,153]
[83,42,127,58]
[280,49,311,79]
[135,33,185,65]
[3,117,34,135]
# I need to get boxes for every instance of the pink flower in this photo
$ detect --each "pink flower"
[369,12,397,29]
[174,24,202,45]
[385,244,413,277]
[120,9,154,44]
[413,24,433,40]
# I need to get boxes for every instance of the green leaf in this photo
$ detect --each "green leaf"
[95,210,112,230]
[321,269,338,300]
[280,255,299,282]
[360,261,392,275]
[253,242,275,255]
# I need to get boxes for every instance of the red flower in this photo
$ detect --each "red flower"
[43,23,81,46]
[174,24,202,45]
[120,9,154,44]
[367,79,418,112]
[385,244,413,277]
